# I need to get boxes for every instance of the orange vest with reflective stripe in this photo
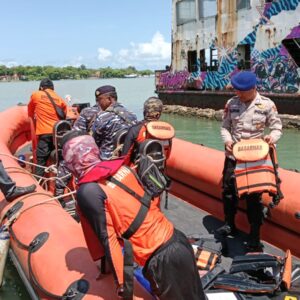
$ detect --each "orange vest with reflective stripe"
[192,245,219,270]
[234,153,277,197]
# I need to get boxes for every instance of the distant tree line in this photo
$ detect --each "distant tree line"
[0,65,153,81]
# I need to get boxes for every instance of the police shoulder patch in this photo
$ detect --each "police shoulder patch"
[255,103,265,110]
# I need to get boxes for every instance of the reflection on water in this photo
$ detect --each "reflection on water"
[162,113,300,171]
[0,258,30,300]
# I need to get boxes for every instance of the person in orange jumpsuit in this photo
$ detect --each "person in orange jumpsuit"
[28,78,67,177]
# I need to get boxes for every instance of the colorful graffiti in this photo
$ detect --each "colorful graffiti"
[252,49,300,93]
[159,0,300,93]
[157,70,190,90]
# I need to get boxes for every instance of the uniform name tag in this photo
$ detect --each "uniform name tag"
[254,110,267,115]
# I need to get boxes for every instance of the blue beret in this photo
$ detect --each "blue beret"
[95,85,116,97]
[231,71,256,91]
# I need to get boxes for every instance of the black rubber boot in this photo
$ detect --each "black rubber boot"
[217,191,238,237]
[216,222,237,237]
[6,184,36,202]
[246,223,264,252]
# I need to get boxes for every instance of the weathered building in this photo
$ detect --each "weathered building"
[156,0,300,114]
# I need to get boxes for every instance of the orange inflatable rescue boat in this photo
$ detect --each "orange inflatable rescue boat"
[166,138,300,258]
[0,106,152,300]
[0,105,299,299]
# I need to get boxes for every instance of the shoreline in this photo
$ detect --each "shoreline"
[163,105,300,130]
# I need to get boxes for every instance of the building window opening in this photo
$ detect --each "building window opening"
[210,48,219,71]
[202,48,219,71]
[200,49,207,71]
[282,38,300,67]
[188,50,198,72]
[236,0,251,10]
[237,44,251,70]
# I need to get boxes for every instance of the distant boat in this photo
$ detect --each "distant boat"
[124,74,138,78]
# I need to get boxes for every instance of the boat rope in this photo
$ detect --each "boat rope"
[0,152,73,186]
[3,166,75,202]
[4,191,76,248]
[0,191,76,227]
[0,152,64,185]
[14,191,76,217]
[3,191,82,299]
[0,151,71,177]
[1,153,76,201]
[0,152,51,171]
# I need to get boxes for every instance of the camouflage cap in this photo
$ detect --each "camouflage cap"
[143,97,163,120]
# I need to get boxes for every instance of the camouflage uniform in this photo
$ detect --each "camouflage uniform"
[92,103,137,160]
[55,105,101,198]
[121,97,164,164]
[143,97,163,121]
[219,93,282,250]
[73,104,101,133]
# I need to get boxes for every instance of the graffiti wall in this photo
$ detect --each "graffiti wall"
[159,0,300,93]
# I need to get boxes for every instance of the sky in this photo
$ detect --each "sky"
[1,0,172,70]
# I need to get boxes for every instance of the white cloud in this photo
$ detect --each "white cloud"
[63,56,84,68]
[0,60,18,68]
[97,48,113,61]
[96,32,171,70]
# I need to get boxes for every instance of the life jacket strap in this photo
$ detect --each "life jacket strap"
[107,176,152,300]
[122,239,134,300]
[108,176,152,240]
[269,145,284,206]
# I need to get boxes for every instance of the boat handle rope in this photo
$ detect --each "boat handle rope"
[27,243,89,300]
[0,191,76,227]
[1,151,72,183]
[0,152,73,189]
[8,228,88,300]
[0,152,55,171]
[2,192,83,299]
[3,165,76,200]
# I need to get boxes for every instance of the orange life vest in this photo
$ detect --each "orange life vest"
[192,246,220,271]
[100,166,173,266]
[233,140,278,197]
[137,120,175,159]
